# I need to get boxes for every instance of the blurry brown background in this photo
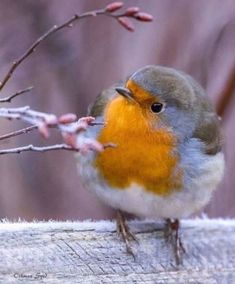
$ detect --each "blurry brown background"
[0,0,234,220]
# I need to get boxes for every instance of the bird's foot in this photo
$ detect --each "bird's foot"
[116,210,138,258]
[164,218,185,265]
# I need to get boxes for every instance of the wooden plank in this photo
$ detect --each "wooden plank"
[0,219,234,283]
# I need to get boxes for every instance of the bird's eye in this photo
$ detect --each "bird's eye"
[151,102,164,113]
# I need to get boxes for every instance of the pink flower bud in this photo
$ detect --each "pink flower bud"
[63,133,77,148]
[78,116,95,125]
[125,7,140,16]
[105,2,124,13]
[118,17,135,32]
[134,12,153,22]
[59,113,77,124]
[38,123,50,139]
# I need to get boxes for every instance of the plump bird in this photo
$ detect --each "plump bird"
[77,65,224,263]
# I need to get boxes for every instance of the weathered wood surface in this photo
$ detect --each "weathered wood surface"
[0,219,234,283]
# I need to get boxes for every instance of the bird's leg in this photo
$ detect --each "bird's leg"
[164,218,185,265]
[164,218,172,242]
[116,210,138,257]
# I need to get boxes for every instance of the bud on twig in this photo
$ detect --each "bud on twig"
[105,2,124,13]
[124,7,140,16]
[38,123,50,139]
[63,133,77,148]
[118,17,135,32]
[59,113,77,124]
[0,2,154,156]
[134,12,153,22]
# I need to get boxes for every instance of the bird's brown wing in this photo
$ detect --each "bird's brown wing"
[193,111,222,155]
[189,78,223,155]
[88,83,123,117]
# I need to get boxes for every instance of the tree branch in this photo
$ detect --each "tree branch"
[0,2,152,155]
[0,142,115,155]
[0,86,33,103]
[0,125,37,141]
[0,103,106,152]
[0,2,152,92]
[0,106,101,135]
[0,144,78,155]
[0,106,58,125]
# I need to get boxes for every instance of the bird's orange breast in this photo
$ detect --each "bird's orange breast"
[94,95,182,196]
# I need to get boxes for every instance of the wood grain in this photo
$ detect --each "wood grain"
[0,219,234,283]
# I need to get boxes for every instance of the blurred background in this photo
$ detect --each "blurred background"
[0,0,234,220]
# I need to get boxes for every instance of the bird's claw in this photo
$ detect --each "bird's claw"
[164,218,186,265]
[116,210,138,258]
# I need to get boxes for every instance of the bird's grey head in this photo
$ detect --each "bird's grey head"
[128,65,214,141]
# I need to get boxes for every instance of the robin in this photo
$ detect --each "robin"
[77,65,224,263]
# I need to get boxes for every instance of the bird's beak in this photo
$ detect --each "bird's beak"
[115,87,135,102]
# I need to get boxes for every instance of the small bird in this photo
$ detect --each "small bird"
[77,65,224,263]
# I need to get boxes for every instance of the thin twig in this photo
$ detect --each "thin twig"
[0,106,101,134]
[0,104,105,149]
[0,2,152,154]
[0,4,152,92]
[0,106,105,153]
[0,106,57,124]
[0,142,115,155]
[0,144,78,155]
[0,86,33,103]
[0,125,37,141]
[0,12,96,91]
